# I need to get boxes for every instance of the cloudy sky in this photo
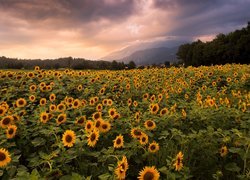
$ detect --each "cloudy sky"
[0,0,249,59]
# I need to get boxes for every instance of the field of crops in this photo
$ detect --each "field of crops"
[0,64,249,179]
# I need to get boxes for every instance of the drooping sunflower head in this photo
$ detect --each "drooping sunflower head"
[0,148,11,167]
[76,116,86,126]
[56,113,67,125]
[6,125,17,139]
[0,106,7,116]
[113,134,124,149]
[1,116,14,128]
[144,120,156,130]
[138,166,160,180]
[62,130,76,148]
[173,151,184,171]
[115,155,129,179]
[87,129,99,147]
[16,98,27,108]
[148,141,160,153]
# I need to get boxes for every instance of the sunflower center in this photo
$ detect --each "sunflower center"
[0,152,6,161]
[58,116,64,122]
[0,109,3,114]
[3,118,10,125]
[94,114,100,119]
[90,133,96,141]
[147,121,153,127]
[161,110,166,114]
[143,171,154,180]
[134,130,141,136]
[150,145,156,150]
[87,124,91,129]
[78,118,84,124]
[110,111,115,116]
[66,135,72,143]
[59,105,64,110]
[8,128,14,135]
[102,124,107,129]
[19,100,24,105]
[116,138,121,144]
[142,137,146,142]
[42,115,47,120]
[95,121,101,128]
[74,102,78,106]
[152,106,157,112]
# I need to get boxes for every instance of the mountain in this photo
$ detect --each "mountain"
[101,39,188,61]
[119,46,179,65]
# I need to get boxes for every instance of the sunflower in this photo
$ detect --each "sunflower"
[107,99,113,106]
[49,104,57,112]
[34,66,40,71]
[29,95,36,102]
[49,94,56,102]
[113,134,124,149]
[77,85,83,91]
[96,103,103,112]
[62,130,76,147]
[160,108,168,116]
[6,125,17,139]
[139,133,149,145]
[85,120,94,133]
[40,112,49,123]
[94,97,99,103]
[102,99,108,106]
[1,116,13,128]
[173,151,184,171]
[75,116,86,126]
[13,114,20,122]
[29,84,37,92]
[133,101,138,107]
[150,95,156,102]
[131,128,142,139]
[220,146,228,157]
[144,120,156,130]
[134,112,140,123]
[87,129,99,147]
[56,113,67,125]
[39,98,47,106]
[0,148,11,167]
[0,106,7,116]
[182,109,187,118]
[16,98,27,108]
[99,87,105,95]
[148,141,160,153]
[113,113,121,120]
[150,104,159,115]
[72,99,81,109]
[127,98,132,106]
[89,98,95,106]
[138,166,160,180]
[143,93,149,100]
[94,118,103,130]
[57,103,66,112]
[108,108,116,118]
[99,121,111,133]
[92,112,102,121]
[115,156,129,180]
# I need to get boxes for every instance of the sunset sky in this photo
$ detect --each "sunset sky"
[0,0,249,60]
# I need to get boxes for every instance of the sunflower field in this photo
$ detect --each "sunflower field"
[0,64,249,180]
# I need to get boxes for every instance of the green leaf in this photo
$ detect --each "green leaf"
[31,137,46,147]
[98,173,111,180]
[225,163,241,172]
[158,166,168,175]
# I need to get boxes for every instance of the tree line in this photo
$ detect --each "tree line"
[177,22,250,67]
[0,56,136,70]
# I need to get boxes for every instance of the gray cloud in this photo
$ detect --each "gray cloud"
[153,0,250,36]
[0,0,138,25]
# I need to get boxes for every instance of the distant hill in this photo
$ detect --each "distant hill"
[118,46,178,65]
